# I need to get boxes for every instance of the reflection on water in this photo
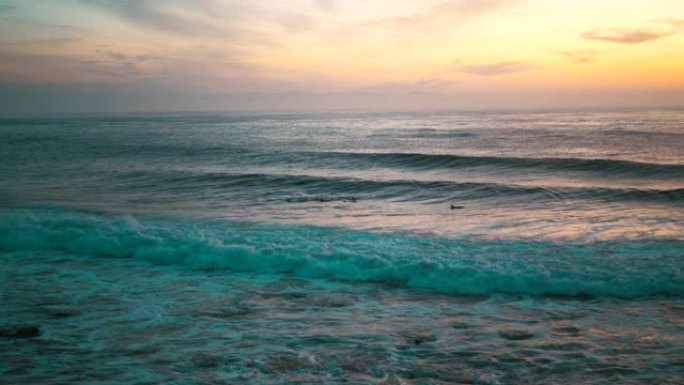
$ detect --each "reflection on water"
[2,110,682,243]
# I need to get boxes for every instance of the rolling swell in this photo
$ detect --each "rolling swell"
[1,207,682,299]
[123,171,684,205]
[297,152,684,179]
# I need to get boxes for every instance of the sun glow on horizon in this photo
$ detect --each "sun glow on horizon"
[1,0,683,111]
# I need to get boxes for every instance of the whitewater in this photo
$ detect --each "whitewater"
[1,110,683,384]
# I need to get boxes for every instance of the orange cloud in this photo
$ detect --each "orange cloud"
[581,28,674,44]
[454,61,536,76]
[555,49,601,64]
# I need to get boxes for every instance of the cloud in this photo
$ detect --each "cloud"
[88,50,165,78]
[100,50,160,62]
[277,14,314,32]
[434,0,522,17]
[0,15,78,32]
[580,18,684,45]
[313,0,336,13]
[79,0,230,36]
[0,52,117,82]
[454,61,536,76]
[360,78,459,93]
[667,18,684,26]
[0,4,16,14]
[0,37,79,47]
[580,28,673,44]
[0,48,167,84]
[386,0,523,27]
[555,49,600,64]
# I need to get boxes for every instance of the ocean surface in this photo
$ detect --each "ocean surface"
[1,110,683,384]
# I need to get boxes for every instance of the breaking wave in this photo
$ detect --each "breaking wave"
[2,207,682,299]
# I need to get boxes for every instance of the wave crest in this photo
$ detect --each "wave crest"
[303,152,684,178]
[1,208,682,299]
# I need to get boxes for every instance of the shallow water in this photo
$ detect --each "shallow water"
[1,110,683,384]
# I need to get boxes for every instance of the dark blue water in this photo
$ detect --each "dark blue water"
[1,110,683,384]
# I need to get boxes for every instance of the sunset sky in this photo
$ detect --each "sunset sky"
[1,0,684,112]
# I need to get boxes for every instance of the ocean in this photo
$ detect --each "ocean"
[1,110,682,384]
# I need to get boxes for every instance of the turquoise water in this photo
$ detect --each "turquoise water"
[1,110,683,384]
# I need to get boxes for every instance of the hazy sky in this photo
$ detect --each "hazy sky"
[1,0,684,112]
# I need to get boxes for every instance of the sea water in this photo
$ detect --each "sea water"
[1,110,682,384]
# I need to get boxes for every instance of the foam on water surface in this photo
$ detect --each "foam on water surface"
[1,207,682,299]
[1,229,683,384]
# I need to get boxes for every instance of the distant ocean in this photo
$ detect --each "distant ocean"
[1,110,682,384]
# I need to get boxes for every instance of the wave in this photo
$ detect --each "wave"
[1,208,682,299]
[298,152,684,179]
[131,171,684,205]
